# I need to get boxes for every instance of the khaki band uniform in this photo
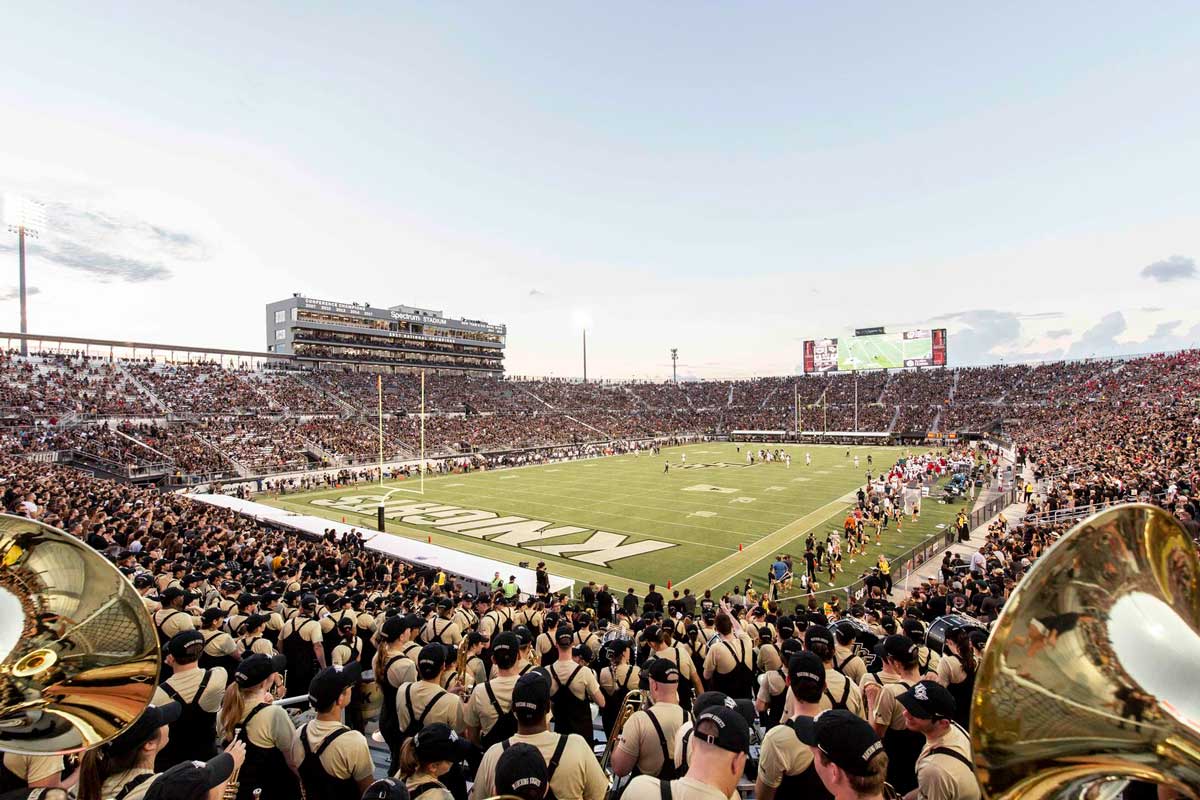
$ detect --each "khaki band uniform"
[151,666,227,712]
[154,607,195,640]
[423,617,462,646]
[472,729,607,800]
[819,667,866,717]
[241,700,303,765]
[758,722,815,789]
[332,636,363,667]
[617,702,686,776]
[397,681,464,732]
[2,753,65,786]
[623,775,740,800]
[915,724,980,800]
[550,660,600,701]
[832,644,867,684]
[464,674,519,738]
[299,719,375,784]
[240,635,276,657]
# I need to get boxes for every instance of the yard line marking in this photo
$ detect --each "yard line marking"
[677,487,861,591]
[499,475,519,480]
[689,511,717,518]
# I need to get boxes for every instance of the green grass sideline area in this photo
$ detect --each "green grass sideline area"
[259,443,968,594]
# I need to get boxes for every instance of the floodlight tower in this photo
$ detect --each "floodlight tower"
[3,195,46,357]
[670,348,678,383]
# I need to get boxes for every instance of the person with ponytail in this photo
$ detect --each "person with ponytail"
[373,615,417,773]
[396,723,469,800]
[936,627,981,729]
[217,654,300,800]
[77,703,180,800]
[598,639,638,737]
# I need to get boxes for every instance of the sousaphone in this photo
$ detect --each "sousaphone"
[972,503,1200,798]
[0,514,160,754]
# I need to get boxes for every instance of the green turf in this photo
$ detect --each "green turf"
[259,443,968,594]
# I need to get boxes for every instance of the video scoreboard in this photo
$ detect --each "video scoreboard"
[803,328,947,373]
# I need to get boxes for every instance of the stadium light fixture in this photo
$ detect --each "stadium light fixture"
[3,194,46,357]
[572,309,592,383]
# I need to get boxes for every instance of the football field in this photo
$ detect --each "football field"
[261,443,961,598]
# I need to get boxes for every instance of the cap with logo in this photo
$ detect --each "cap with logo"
[792,709,885,776]
[647,657,681,684]
[512,670,552,721]
[308,662,364,709]
[417,643,446,679]
[896,679,957,721]
[692,705,751,754]
[413,723,472,763]
[167,629,205,660]
[234,653,287,688]
[144,753,235,800]
[804,624,835,650]
[495,742,548,797]
[787,652,826,687]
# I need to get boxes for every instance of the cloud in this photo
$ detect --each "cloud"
[0,201,206,283]
[1018,311,1065,320]
[1067,311,1127,358]
[528,288,547,297]
[1140,255,1196,283]
[0,286,40,302]
[1141,306,1164,312]
[1046,328,1072,338]
[934,309,1023,366]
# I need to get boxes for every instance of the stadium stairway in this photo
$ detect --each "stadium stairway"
[114,361,171,413]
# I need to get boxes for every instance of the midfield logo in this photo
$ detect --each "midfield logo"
[312,495,674,567]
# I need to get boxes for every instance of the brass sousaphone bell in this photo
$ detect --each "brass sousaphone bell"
[972,503,1200,798]
[0,513,160,754]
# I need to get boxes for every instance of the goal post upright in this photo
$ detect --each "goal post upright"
[377,374,384,484]
[420,370,426,496]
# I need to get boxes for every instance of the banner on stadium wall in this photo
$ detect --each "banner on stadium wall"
[802,338,839,373]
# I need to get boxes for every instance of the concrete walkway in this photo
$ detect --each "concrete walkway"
[890,461,1033,600]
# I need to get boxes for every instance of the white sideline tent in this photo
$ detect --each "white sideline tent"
[192,493,575,597]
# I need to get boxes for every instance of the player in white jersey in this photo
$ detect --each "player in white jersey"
[805,452,812,466]
[784,454,791,468]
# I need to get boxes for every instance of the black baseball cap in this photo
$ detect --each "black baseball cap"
[496,742,548,797]
[788,652,825,686]
[883,634,919,662]
[897,680,957,721]
[491,632,519,668]
[144,752,235,800]
[308,662,363,709]
[243,613,271,631]
[792,709,885,777]
[167,629,204,660]
[380,616,406,641]
[300,593,318,608]
[692,705,751,754]
[160,586,187,603]
[234,653,287,687]
[512,670,551,721]
[804,625,835,650]
[417,643,446,679]
[647,657,681,684]
[361,778,410,800]
[692,691,736,718]
[413,723,471,763]
[106,702,182,757]
[555,630,574,647]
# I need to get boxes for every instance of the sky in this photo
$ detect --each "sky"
[1,3,1198,380]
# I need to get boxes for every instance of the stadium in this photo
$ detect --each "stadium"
[1,8,1198,800]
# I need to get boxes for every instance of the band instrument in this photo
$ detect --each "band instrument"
[972,504,1200,798]
[0,514,160,755]
[600,687,646,794]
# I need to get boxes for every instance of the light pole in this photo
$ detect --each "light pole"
[670,348,678,383]
[3,195,45,357]
[583,328,587,383]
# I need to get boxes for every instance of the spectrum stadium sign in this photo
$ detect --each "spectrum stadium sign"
[803,328,947,373]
